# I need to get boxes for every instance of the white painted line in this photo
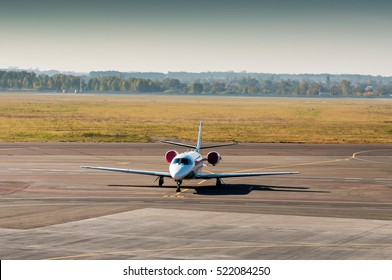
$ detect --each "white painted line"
[375,178,392,181]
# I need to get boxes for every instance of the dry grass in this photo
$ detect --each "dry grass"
[0,93,391,143]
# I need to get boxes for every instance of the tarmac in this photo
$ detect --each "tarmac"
[0,143,391,259]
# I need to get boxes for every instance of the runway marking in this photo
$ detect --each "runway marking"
[351,150,392,165]
[47,242,392,260]
[376,178,392,181]
[197,170,215,185]
[0,147,39,151]
[230,149,392,174]
[0,186,152,197]
[2,197,391,206]
[233,158,349,173]
[163,188,188,198]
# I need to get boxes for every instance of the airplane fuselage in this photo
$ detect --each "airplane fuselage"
[169,151,203,181]
[81,121,299,193]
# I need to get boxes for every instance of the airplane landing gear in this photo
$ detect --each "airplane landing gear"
[216,178,223,187]
[158,176,164,187]
[176,180,182,192]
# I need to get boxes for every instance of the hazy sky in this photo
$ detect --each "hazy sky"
[1,0,391,75]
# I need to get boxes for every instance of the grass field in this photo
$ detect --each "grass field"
[0,92,391,143]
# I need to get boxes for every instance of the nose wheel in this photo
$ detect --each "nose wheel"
[176,180,182,192]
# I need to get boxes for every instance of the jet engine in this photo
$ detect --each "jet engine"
[165,150,178,163]
[206,151,221,166]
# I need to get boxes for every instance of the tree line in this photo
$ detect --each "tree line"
[1,70,391,96]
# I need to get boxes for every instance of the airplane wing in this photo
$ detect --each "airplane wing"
[195,171,300,179]
[80,166,172,177]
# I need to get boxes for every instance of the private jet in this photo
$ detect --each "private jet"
[81,121,299,192]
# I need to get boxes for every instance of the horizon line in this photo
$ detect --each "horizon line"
[2,67,392,78]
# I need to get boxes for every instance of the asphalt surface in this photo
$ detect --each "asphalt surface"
[0,143,391,259]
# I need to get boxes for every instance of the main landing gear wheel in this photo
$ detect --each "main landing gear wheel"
[158,176,164,187]
[176,180,182,192]
[216,178,222,187]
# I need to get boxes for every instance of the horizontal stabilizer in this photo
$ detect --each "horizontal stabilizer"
[162,140,237,150]
[199,142,238,149]
[161,140,197,150]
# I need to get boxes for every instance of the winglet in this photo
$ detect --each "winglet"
[196,121,203,152]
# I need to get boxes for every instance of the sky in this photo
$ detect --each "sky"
[1,0,392,75]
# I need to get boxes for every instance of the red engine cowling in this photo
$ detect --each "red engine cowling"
[206,151,221,166]
[165,150,178,163]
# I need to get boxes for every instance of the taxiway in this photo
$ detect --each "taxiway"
[0,143,391,259]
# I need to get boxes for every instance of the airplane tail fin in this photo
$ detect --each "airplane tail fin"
[161,121,237,151]
[196,121,203,152]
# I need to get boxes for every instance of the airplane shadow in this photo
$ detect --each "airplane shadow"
[193,184,329,195]
[108,183,330,196]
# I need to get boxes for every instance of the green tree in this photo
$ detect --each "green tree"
[307,85,321,96]
[99,78,109,91]
[190,83,203,94]
[353,85,364,96]
[262,79,274,93]
[326,75,331,89]
[340,80,351,96]
[278,80,291,95]
[299,80,309,95]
